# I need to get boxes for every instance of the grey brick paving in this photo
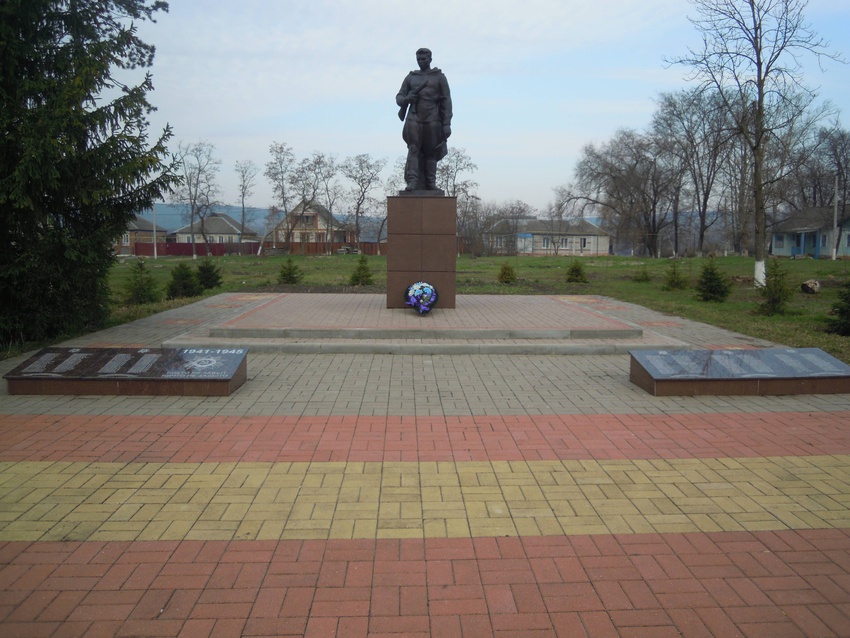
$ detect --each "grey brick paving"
[1,293,847,418]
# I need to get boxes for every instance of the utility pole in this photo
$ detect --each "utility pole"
[834,174,839,261]
[153,205,158,259]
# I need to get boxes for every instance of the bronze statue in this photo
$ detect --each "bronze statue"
[396,48,452,192]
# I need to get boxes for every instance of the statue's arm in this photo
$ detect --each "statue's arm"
[440,75,452,136]
[396,75,411,107]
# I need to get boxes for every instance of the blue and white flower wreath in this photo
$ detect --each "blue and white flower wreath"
[404,281,439,315]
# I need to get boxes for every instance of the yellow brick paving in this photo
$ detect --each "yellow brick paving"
[1,455,849,543]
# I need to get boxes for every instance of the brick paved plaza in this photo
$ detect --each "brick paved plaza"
[1,293,849,637]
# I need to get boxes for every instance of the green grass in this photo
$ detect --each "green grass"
[6,254,850,363]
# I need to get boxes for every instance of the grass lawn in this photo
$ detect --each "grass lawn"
[100,253,850,364]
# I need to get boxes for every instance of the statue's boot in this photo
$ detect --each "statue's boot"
[424,159,438,190]
[405,152,420,190]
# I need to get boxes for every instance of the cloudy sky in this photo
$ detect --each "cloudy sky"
[135,0,850,213]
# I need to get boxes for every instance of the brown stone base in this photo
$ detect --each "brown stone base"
[387,195,457,309]
[6,372,246,396]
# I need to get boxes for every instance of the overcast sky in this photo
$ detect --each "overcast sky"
[135,0,850,214]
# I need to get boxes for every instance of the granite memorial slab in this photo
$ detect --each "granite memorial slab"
[630,347,850,396]
[4,347,248,396]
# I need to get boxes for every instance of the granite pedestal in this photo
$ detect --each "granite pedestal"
[386,194,457,309]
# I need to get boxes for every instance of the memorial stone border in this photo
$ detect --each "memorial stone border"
[4,347,248,396]
[630,347,850,396]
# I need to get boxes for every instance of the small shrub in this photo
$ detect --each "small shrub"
[497,261,517,284]
[565,260,589,283]
[696,258,732,302]
[196,258,222,290]
[757,258,794,315]
[827,279,850,335]
[277,257,304,284]
[632,265,652,283]
[166,262,203,299]
[348,255,374,286]
[662,260,689,291]
[123,258,161,305]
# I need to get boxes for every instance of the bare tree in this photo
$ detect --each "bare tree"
[671,0,841,284]
[341,153,387,250]
[264,141,295,247]
[763,92,833,237]
[387,156,407,194]
[457,194,485,256]
[790,124,850,253]
[473,200,507,256]
[653,89,732,255]
[260,206,282,252]
[544,186,583,256]
[486,200,536,256]
[575,129,674,257]
[824,126,850,256]
[436,147,480,255]
[287,154,324,253]
[436,147,478,197]
[234,160,258,244]
[310,152,342,253]
[378,156,409,253]
[788,125,838,209]
[173,140,221,258]
[717,130,755,254]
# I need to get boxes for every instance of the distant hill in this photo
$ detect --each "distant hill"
[136,203,267,233]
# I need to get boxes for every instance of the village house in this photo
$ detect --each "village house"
[484,217,611,257]
[115,215,168,256]
[270,201,357,253]
[771,207,850,259]
[171,212,260,245]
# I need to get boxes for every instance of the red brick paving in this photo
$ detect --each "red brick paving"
[3,408,850,636]
[1,411,848,463]
[2,531,850,637]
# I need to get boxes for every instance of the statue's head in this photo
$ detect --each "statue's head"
[416,48,432,70]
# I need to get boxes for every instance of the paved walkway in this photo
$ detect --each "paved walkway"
[1,294,849,637]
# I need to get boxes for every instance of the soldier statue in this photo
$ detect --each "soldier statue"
[396,48,452,192]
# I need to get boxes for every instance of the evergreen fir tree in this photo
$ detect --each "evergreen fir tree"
[696,259,732,302]
[632,265,652,283]
[278,257,304,284]
[166,262,203,299]
[757,259,794,315]
[498,262,517,284]
[0,1,177,347]
[123,259,161,305]
[348,255,374,286]
[196,258,223,290]
[565,260,589,283]
[828,279,850,336]
[662,261,689,291]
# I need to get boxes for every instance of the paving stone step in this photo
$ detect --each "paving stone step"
[208,326,644,340]
[162,334,689,355]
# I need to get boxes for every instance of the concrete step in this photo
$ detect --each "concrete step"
[208,326,643,340]
[162,333,689,355]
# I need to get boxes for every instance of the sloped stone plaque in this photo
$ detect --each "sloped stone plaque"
[630,348,850,396]
[4,347,247,396]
